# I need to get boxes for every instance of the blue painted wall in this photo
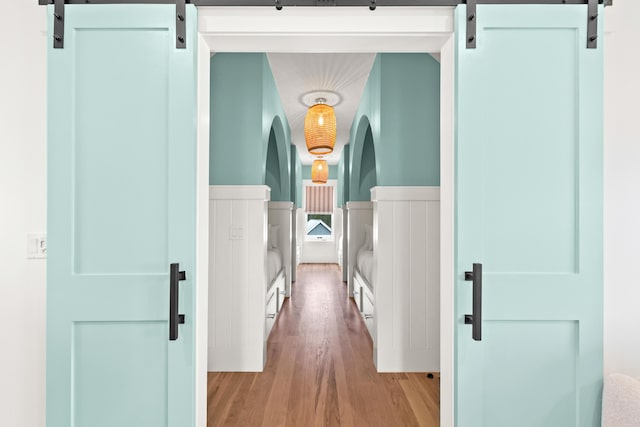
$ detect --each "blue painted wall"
[210,54,292,201]
[210,54,263,185]
[349,56,380,201]
[379,54,440,186]
[347,53,440,201]
[209,53,438,204]
[262,55,291,201]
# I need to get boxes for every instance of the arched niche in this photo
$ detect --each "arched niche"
[349,115,378,201]
[264,115,290,201]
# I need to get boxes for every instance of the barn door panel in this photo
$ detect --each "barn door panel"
[47,5,198,426]
[455,5,603,426]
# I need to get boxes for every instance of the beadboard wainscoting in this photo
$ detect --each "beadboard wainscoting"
[342,206,349,282]
[372,186,441,372]
[208,185,269,371]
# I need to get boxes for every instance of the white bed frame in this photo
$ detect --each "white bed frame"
[345,201,373,297]
[265,267,285,339]
[268,201,294,296]
[353,267,376,350]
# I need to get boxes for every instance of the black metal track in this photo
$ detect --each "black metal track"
[38,0,612,6]
[39,0,610,49]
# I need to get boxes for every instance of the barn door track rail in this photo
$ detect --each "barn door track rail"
[39,0,611,50]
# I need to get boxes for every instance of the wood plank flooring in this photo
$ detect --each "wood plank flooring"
[208,264,440,427]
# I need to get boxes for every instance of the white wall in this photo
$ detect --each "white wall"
[296,207,342,263]
[298,180,341,264]
[1,2,638,426]
[604,0,640,378]
[0,2,47,426]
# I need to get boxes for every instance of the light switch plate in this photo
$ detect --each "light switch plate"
[27,233,47,259]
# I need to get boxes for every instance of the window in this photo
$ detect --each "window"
[306,214,332,240]
[305,185,334,241]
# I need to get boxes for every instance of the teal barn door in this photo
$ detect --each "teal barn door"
[455,5,603,427]
[47,5,197,427]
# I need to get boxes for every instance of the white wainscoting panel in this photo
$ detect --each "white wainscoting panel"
[208,186,269,371]
[291,206,297,283]
[268,201,293,296]
[346,201,373,296]
[342,206,349,282]
[372,186,440,372]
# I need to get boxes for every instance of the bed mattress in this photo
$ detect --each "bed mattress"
[267,248,283,286]
[356,247,374,286]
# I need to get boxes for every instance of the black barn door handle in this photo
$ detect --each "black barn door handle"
[169,263,186,341]
[464,263,482,341]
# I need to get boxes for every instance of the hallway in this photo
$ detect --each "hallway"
[207,264,440,426]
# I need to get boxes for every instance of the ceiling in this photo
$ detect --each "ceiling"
[267,53,377,165]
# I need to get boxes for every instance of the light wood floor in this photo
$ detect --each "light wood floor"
[207,264,440,427]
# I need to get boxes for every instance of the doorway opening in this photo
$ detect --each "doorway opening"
[195,7,456,427]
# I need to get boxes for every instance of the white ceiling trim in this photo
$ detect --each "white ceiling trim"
[199,6,454,53]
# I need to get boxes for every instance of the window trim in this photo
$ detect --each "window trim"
[302,179,337,242]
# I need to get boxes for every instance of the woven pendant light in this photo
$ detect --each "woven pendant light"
[311,159,328,184]
[305,100,336,155]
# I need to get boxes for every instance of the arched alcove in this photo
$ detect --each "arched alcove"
[265,127,281,196]
[359,125,377,197]
[350,115,378,201]
[264,116,290,201]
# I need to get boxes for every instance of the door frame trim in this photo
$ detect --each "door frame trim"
[195,6,455,426]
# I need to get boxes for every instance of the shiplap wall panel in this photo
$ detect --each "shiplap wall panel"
[342,207,349,282]
[409,201,428,351]
[426,200,440,363]
[212,199,232,352]
[208,186,269,372]
[372,198,390,369]
[372,187,440,372]
[392,201,410,359]
[232,201,249,356]
[247,197,267,369]
[291,206,297,283]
